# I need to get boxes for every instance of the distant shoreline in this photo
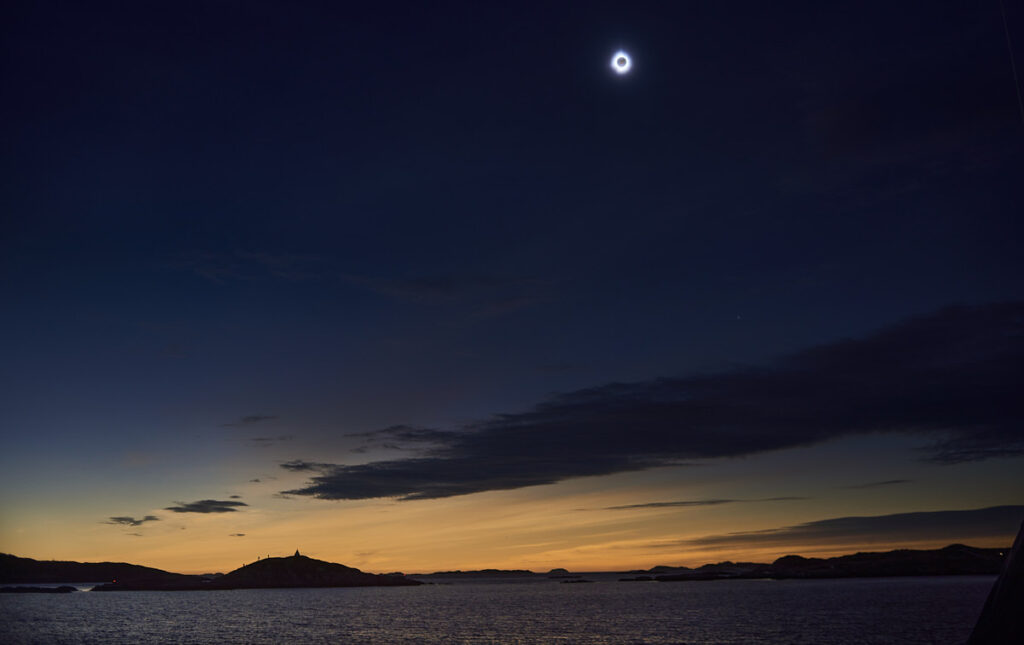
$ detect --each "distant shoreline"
[409,543,1006,583]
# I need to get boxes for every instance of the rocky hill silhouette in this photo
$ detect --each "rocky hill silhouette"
[90,552,420,591]
[207,553,420,590]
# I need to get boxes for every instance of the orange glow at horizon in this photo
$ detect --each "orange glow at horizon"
[2,477,1020,575]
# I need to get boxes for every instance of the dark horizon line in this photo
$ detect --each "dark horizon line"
[2,540,1012,579]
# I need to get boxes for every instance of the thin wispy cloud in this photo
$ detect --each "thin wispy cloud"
[602,497,807,511]
[839,479,912,489]
[248,435,293,447]
[281,303,1024,502]
[222,415,278,428]
[346,426,459,454]
[281,460,332,472]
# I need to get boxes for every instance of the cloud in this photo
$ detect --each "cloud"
[606,499,736,509]
[839,479,912,489]
[281,302,1024,502]
[249,478,262,483]
[106,515,160,527]
[222,415,278,427]
[229,533,246,537]
[346,425,460,454]
[280,459,332,472]
[679,506,1024,550]
[602,497,807,511]
[924,434,1023,464]
[164,500,248,513]
[229,495,242,499]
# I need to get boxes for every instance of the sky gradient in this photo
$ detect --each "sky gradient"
[2,0,1023,574]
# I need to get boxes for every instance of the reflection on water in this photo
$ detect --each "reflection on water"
[0,575,993,644]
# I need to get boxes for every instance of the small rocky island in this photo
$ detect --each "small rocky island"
[91,551,421,591]
[1,585,78,594]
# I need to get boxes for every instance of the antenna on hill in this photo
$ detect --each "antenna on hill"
[294,549,300,557]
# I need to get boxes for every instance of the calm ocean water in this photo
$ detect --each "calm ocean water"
[0,575,994,644]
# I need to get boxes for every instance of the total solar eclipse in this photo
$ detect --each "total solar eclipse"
[611,50,632,74]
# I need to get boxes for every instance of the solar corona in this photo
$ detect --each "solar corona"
[611,50,632,74]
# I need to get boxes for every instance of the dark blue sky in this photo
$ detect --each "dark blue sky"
[2,1,1022,571]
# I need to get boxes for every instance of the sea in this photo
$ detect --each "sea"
[0,574,994,644]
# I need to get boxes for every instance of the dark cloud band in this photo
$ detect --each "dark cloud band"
[282,302,1024,501]
[164,499,248,513]
[106,515,160,526]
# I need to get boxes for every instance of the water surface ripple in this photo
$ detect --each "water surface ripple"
[0,575,992,644]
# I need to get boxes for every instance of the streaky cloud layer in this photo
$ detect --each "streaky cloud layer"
[680,505,1024,549]
[603,497,807,511]
[839,479,913,489]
